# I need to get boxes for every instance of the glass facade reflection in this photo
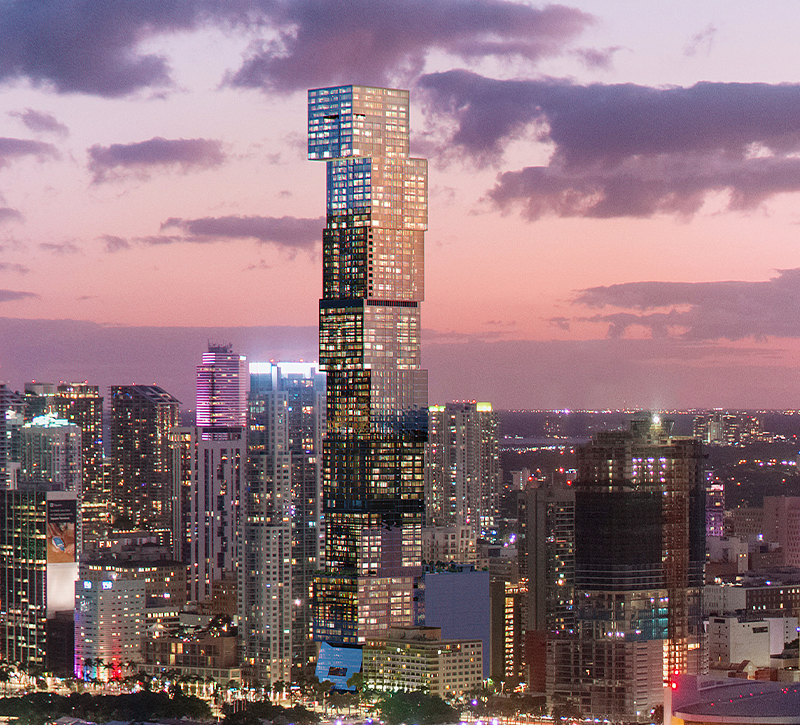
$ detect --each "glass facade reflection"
[309,85,427,644]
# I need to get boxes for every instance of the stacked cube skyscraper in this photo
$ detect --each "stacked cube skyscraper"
[309,85,428,645]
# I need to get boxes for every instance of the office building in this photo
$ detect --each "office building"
[309,85,428,646]
[0,485,78,672]
[706,474,725,539]
[110,385,180,548]
[196,343,247,431]
[363,626,482,698]
[242,362,325,679]
[421,525,477,566]
[426,402,500,537]
[54,383,106,549]
[550,417,706,720]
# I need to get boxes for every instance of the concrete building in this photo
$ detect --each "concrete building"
[667,675,800,725]
[422,567,491,678]
[363,626,482,698]
[75,551,186,678]
[708,615,772,669]
[196,343,247,430]
[425,402,500,538]
[309,85,427,647]
[422,525,477,566]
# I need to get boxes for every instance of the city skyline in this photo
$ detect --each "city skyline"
[3,1,800,409]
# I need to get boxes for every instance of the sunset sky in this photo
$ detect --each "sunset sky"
[3,0,800,410]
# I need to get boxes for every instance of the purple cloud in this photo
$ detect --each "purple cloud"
[0,290,38,303]
[0,137,58,167]
[39,241,78,255]
[101,235,131,253]
[160,215,324,250]
[88,137,226,183]
[420,70,800,217]
[0,208,23,224]
[0,1,215,97]
[570,268,800,341]
[0,263,29,274]
[228,0,592,92]
[0,0,591,98]
[684,23,717,57]
[8,108,68,135]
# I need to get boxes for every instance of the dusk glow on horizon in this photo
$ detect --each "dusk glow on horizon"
[3,1,800,409]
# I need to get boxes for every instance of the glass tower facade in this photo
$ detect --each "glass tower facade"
[309,85,428,645]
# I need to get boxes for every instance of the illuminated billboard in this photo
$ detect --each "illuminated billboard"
[47,498,76,563]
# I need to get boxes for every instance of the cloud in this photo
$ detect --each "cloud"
[88,137,226,183]
[569,268,800,341]
[684,23,717,57]
[0,1,217,97]
[0,0,591,98]
[0,208,23,224]
[0,263,28,274]
[574,46,622,70]
[228,0,592,92]
[160,215,324,250]
[420,70,800,217]
[101,235,131,253]
[39,241,78,255]
[0,137,58,167]
[8,108,68,135]
[0,290,38,303]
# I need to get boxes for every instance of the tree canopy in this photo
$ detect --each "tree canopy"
[375,691,459,725]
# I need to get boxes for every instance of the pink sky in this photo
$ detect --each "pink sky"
[3,0,800,410]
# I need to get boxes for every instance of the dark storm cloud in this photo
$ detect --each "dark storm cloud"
[419,70,800,217]
[88,137,226,183]
[0,0,590,98]
[8,109,68,135]
[570,268,800,341]
[229,0,591,92]
[0,137,58,166]
[0,290,38,303]
[160,215,324,249]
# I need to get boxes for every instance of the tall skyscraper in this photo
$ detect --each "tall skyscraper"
[196,343,247,431]
[54,383,106,548]
[241,362,325,681]
[179,345,247,603]
[110,385,180,548]
[425,402,500,537]
[550,417,706,720]
[517,479,575,693]
[309,85,428,646]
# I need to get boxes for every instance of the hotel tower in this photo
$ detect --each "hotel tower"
[309,85,428,647]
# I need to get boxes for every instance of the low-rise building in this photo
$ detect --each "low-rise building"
[363,626,482,699]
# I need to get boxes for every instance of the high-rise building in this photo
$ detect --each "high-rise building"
[550,417,706,720]
[196,343,247,431]
[110,385,180,548]
[21,415,82,491]
[241,362,325,681]
[309,85,428,647]
[517,479,575,692]
[53,383,106,549]
[0,485,78,672]
[180,346,247,605]
[426,402,500,537]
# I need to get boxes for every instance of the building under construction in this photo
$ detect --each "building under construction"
[549,416,706,721]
